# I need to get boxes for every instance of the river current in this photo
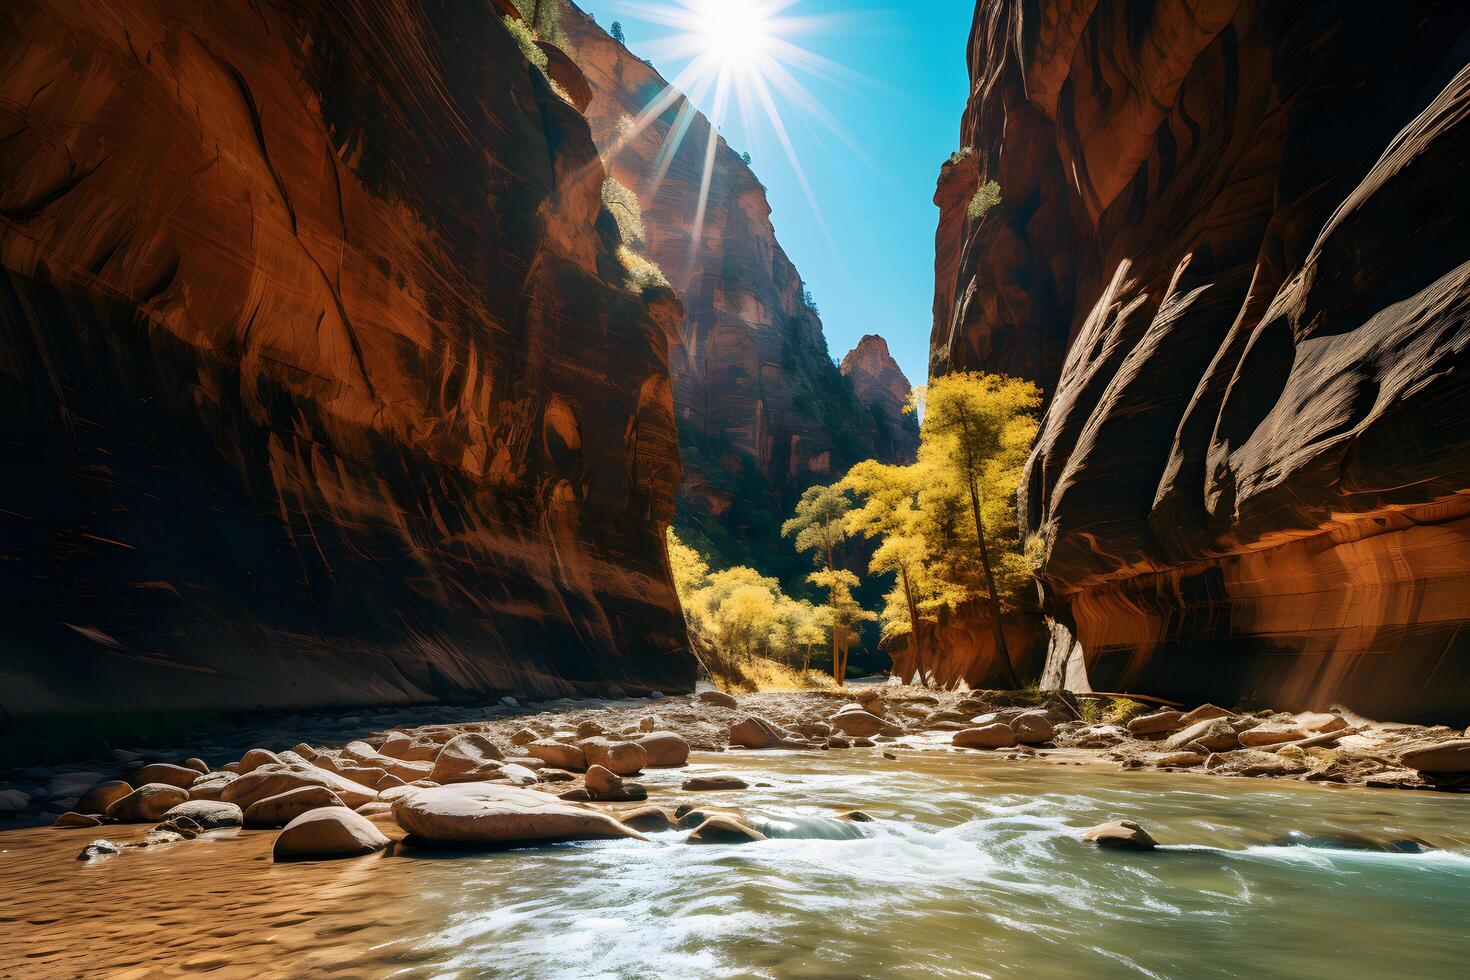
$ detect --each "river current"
[3,745,1468,977]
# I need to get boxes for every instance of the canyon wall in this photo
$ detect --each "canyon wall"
[0,0,695,721]
[933,0,1470,720]
[561,7,912,582]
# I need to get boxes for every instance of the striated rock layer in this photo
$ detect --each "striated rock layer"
[0,0,695,720]
[561,7,912,575]
[933,1,1470,721]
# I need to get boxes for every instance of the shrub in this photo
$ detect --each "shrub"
[504,16,548,72]
[1103,697,1146,725]
[601,177,645,248]
[618,245,670,294]
[967,179,1001,220]
[948,147,974,166]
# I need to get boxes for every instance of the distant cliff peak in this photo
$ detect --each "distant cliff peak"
[841,334,919,463]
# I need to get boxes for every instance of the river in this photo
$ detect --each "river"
[3,745,1468,977]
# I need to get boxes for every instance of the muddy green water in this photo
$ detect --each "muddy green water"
[406,747,1470,979]
[5,745,1470,977]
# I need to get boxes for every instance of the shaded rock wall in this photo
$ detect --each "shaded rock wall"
[561,7,910,579]
[0,0,694,720]
[933,0,1470,720]
[840,334,920,464]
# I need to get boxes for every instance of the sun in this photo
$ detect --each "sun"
[607,1,863,253]
[698,1,772,68]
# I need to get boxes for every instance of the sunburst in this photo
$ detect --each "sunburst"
[601,1,862,256]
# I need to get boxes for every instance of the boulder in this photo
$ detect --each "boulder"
[498,764,541,787]
[1162,718,1239,753]
[244,786,347,828]
[575,721,605,739]
[221,765,378,809]
[729,716,805,749]
[638,716,658,732]
[272,807,390,861]
[510,727,540,746]
[1179,704,1232,725]
[1238,726,1308,747]
[106,783,190,822]
[53,811,102,828]
[636,731,690,768]
[392,783,647,846]
[585,765,647,802]
[430,734,507,784]
[77,839,123,861]
[379,733,441,762]
[1400,739,1470,773]
[1082,820,1157,851]
[525,740,588,771]
[291,743,319,760]
[1294,712,1348,734]
[77,780,133,814]
[618,806,675,832]
[581,738,646,776]
[162,800,243,829]
[953,723,1017,749]
[681,774,748,791]
[238,748,283,774]
[133,763,200,790]
[830,709,885,738]
[686,814,766,844]
[182,758,211,775]
[1146,751,1207,767]
[187,771,239,800]
[1127,710,1186,736]
[345,740,435,781]
[1012,712,1055,745]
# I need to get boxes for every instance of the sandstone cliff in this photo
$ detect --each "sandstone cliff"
[0,0,695,720]
[932,0,1470,720]
[561,7,906,579]
[840,335,920,464]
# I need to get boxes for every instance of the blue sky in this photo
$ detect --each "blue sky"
[576,0,974,387]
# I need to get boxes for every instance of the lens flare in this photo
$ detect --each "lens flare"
[605,1,864,256]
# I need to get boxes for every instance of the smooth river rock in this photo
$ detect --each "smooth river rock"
[1399,739,1470,773]
[272,807,390,862]
[953,723,1017,749]
[393,784,647,847]
[161,800,243,830]
[243,787,347,829]
[636,731,690,768]
[1082,820,1157,851]
[106,784,189,823]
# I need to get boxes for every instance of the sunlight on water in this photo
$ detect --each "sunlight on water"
[402,750,1470,979]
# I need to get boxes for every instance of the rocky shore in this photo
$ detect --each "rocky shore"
[3,687,1468,859]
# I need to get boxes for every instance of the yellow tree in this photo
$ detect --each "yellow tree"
[914,372,1041,687]
[806,568,874,682]
[782,483,857,676]
[839,459,941,686]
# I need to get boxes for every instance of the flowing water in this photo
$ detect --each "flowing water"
[4,746,1469,978]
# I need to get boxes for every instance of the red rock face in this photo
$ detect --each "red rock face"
[840,335,920,463]
[560,8,905,572]
[933,1,1470,720]
[0,0,694,719]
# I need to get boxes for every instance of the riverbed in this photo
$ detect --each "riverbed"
[3,745,1468,978]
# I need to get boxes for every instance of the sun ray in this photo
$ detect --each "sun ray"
[604,0,874,268]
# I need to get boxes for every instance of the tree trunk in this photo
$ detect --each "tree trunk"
[968,476,1020,688]
[900,566,928,686]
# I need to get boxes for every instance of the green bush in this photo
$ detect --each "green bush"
[948,147,974,166]
[967,179,1001,220]
[504,15,548,72]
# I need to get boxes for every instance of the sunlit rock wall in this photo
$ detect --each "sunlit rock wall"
[932,0,1470,720]
[0,0,694,720]
[561,6,912,577]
